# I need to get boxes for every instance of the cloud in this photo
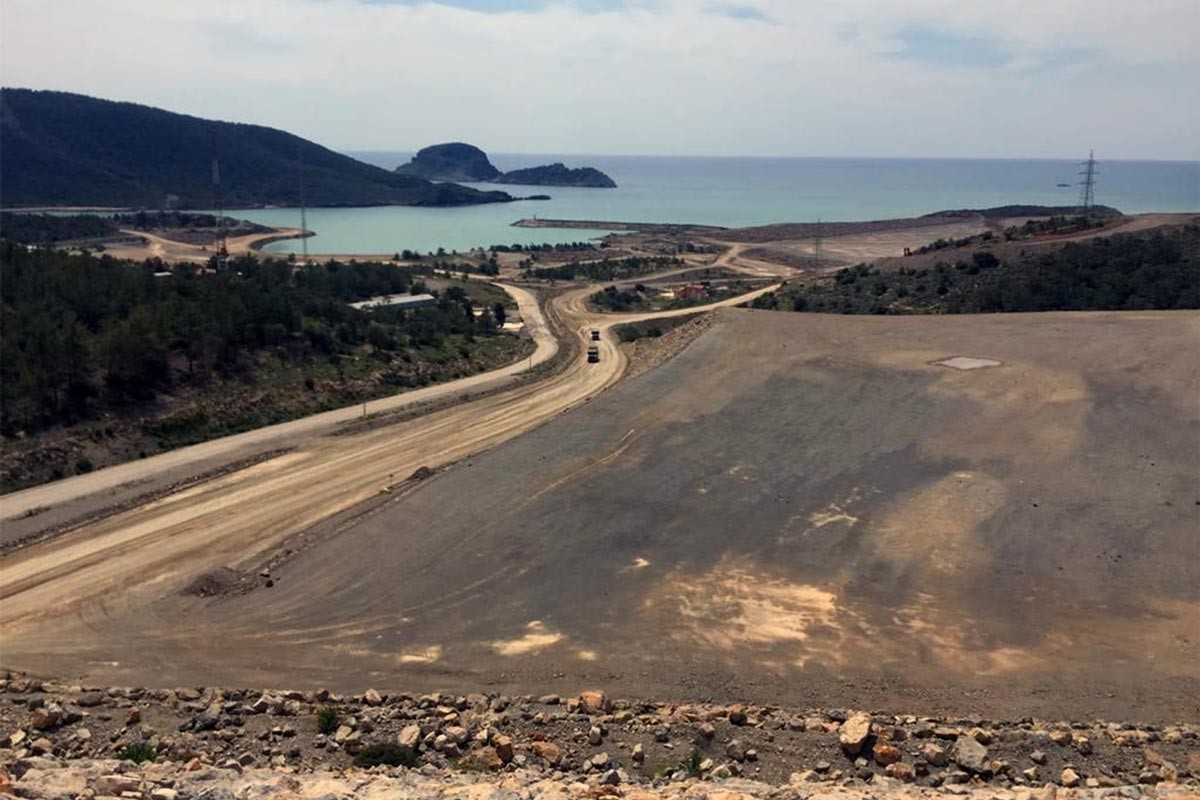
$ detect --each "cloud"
[1,0,1196,158]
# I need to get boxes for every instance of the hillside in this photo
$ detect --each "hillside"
[0,89,513,208]
[495,162,618,187]
[752,224,1200,314]
[395,142,501,181]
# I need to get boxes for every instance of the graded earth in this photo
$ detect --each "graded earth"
[2,309,1196,722]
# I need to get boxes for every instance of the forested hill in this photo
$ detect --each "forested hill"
[0,89,513,208]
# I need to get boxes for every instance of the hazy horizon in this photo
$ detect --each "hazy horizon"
[2,0,1197,161]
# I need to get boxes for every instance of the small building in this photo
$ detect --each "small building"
[349,293,437,311]
[673,284,708,301]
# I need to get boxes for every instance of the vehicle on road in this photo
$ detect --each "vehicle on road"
[590,329,601,341]
[587,346,600,363]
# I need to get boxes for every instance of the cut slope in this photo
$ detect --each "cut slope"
[0,89,512,208]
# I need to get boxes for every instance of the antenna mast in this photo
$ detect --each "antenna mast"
[1078,149,1098,213]
[813,218,822,266]
[210,129,228,270]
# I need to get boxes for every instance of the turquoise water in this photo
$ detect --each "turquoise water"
[234,154,1199,256]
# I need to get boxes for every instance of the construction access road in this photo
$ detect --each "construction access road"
[0,280,777,638]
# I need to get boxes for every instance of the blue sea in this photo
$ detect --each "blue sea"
[231,153,1199,256]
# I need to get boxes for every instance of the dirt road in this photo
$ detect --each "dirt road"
[0,284,554,524]
[0,281,776,634]
[101,227,308,263]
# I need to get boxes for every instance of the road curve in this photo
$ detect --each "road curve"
[0,280,776,631]
[0,284,555,521]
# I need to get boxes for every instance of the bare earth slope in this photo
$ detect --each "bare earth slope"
[2,310,1197,721]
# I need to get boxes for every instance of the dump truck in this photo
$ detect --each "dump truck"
[587,346,600,363]
[590,329,601,342]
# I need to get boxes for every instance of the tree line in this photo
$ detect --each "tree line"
[753,226,1200,315]
[0,243,503,434]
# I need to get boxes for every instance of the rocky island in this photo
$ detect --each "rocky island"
[396,142,618,188]
[493,162,617,188]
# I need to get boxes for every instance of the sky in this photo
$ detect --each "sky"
[1,0,1198,159]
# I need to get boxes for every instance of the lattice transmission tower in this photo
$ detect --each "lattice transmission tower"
[1078,149,1098,213]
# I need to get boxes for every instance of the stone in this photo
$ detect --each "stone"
[1049,730,1072,746]
[839,711,872,757]
[94,774,140,795]
[397,724,421,752]
[725,740,746,761]
[631,743,645,763]
[531,741,561,764]
[886,762,916,781]
[125,708,141,726]
[493,734,514,764]
[590,752,610,769]
[9,730,27,748]
[363,689,383,707]
[579,691,610,715]
[588,726,603,746]
[874,744,902,765]
[333,725,353,743]
[728,705,748,726]
[1023,767,1041,782]
[461,746,503,771]
[29,708,60,731]
[600,769,621,786]
[697,722,716,740]
[923,743,948,767]
[1031,750,1048,765]
[1061,768,1081,788]
[951,736,990,773]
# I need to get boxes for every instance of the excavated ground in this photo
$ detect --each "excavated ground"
[2,310,1197,722]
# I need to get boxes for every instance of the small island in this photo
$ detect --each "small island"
[493,163,617,188]
[396,143,617,188]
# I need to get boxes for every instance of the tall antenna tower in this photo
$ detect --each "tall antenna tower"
[210,129,228,271]
[1078,149,1098,213]
[813,218,822,266]
[297,143,309,265]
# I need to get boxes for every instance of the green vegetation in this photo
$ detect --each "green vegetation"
[1,243,530,489]
[933,204,1122,219]
[494,163,617,188]
[315,706,340,734]
[614,314,701,343]
[353,743,418,768]
[0,212,119,243]
[753,226,1200,315]
[592,280,765,313]
[118,742,157,764]
[0,89,513,208]
[528,255,681,282]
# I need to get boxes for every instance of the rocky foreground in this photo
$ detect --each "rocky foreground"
[1,677,1196,800]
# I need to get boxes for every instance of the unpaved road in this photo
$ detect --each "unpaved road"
[0,282,776,633]
[0,283,555,525]
[101,227,308,264]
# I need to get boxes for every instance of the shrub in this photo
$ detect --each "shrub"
[315,705,340,734]
[119,742,157,763]
[354,742,417,768]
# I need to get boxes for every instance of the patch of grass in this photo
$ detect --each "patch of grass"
[353,742,417,768]
[685,746,704,777]
[315,705,340,735]
[119,742,157,764]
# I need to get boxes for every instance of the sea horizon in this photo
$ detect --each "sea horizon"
[232,153,1198,256]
